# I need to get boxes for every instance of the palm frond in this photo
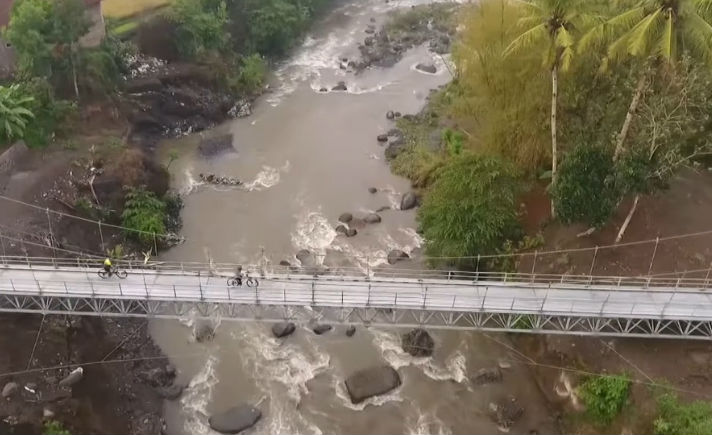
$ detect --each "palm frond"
[626,8,663,57]
[504,23,548,56]
[658,9,675,61]
[578,7,646,53]
[681,11,712,65]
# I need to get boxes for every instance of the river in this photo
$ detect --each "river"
[150,0,556,433]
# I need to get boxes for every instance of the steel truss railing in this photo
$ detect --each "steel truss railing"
[0,260,712,339]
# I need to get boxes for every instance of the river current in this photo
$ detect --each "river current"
[151,0,555,433]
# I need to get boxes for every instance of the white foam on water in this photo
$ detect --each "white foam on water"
[371,330,467,383]
[242,161,290,192]
[181,354,220,435]
[181,168,205,195]
[291,209,337,256]
[231,325,329,434]
[406,410,452,435]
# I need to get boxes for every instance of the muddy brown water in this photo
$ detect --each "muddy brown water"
[151,1,556,433]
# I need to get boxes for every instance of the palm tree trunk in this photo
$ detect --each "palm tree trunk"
[613,73,646,161]
[550,64,558,218]
[71,45,80,100]
[615,195,639,243]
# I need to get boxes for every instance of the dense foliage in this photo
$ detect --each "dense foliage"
[551,144,619,227]
[0,85,35,143]
[121,187,168,247]
[654,393,712,435]
[577,374,631,425]
[42,420,70,435]
[417,154,522,269]
[170,0,229,58]
[4,0,127,98]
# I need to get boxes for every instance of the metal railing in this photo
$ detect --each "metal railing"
[1,255,712,292]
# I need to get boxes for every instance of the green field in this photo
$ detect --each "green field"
[103,0,173,19]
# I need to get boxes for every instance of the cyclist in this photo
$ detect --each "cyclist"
[234,265,243,286]
[103,258,113,276]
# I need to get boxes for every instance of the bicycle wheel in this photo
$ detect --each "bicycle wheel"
[97,270,108,279]
[227,277,240,287]
[246,277,259,287]
[115,269,128,279]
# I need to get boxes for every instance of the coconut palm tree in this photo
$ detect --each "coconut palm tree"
[580,0,712,242]
[580,0,712,161]
[505,0,596,218]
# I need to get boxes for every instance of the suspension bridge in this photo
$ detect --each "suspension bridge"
[1,256,712,339]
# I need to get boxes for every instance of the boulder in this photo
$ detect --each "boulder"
[313,324,333,335]
[364,213,382,224]
[344,365,401,404]
[156,384,184,400]
[195,323,215,343]
[368,187,378,194]
[401,328,434,357]
[335,225,348,236]
[387,249,410,265]
[338,213,353,223]
[364,36,375,46]
[228,99,252,118]
[400,192,418,210]
[386,110,395,120]
[416,63,437,74]
[2,382,18,398]
[377,134,389,142]
[209,405,262,434]
[472,367,503,385]
[332,81,348,91]
[272,322,296,338]
[278,260,291,267]
[319,87,328,92]
[394,111,402,118]
[58,367,84,388]
[198,134,234,157]
[346,228,358,237]
[346,326,356,337]
[165,364,177,377]
[387,128,403,138]
[489,398,524,430]
[385,137,406,160]
[296,249,317,267]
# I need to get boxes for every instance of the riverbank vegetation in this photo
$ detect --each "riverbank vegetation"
[399,0,712,270]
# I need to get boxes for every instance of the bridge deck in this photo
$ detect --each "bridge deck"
[1,264,712,338]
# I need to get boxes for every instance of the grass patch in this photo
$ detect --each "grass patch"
[654,393,712,435]
[112,20,140,37]
[103,0,173,19]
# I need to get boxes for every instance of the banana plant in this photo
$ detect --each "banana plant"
[0,84,35,143]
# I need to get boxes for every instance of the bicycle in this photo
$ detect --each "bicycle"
[227,272,259,287]
[98,266,128,279]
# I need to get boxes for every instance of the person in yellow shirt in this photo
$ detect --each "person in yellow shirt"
[103,258,112,275]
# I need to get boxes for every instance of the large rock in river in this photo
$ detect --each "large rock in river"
[415,63,437,74]
[209,404,262,434]
[344,365,401,404]
[400,192,418,210]
[387,249,409,265]
[401,328,434,357]
[296,249,317,267]
[272,322,296,338]
[198,134,234,157]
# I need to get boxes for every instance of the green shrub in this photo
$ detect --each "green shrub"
[654,393,712,435]
[121,187,167,247]
[17,78,76,148]
[43,420,70,435]
[551,144,620,227]
[237,53,267,93]
[577,374,631,425]
[417,154,522,269]
[171,0,229,58]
